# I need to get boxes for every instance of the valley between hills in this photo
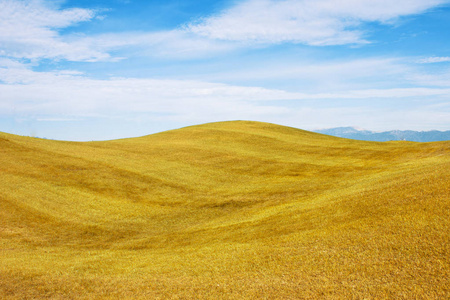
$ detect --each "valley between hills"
[1,121,449,299]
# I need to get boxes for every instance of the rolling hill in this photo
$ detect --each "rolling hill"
[1,121,449,299]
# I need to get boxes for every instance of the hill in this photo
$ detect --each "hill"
[1,121,449,299]
[315,126,450,142]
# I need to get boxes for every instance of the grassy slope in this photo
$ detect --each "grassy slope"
[0,120,449,299]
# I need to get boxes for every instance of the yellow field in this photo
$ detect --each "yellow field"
[1,120,449,299]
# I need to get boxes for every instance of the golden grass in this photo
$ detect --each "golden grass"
[1,120,449,299]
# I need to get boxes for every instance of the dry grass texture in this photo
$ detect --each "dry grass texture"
[1,121,449,299]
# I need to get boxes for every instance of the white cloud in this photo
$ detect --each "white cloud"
[309,88,450,99]
[1,60,449,121]
[0,0,110,61]
[418,57,450,63]
[2,0,447,64]
[74,30,239,60]
[36,118,81,122]
[139,31,239,59]
[187,0,448,45]
[205,58,412,91]
[408,71,450,87]
[0,60,300,118]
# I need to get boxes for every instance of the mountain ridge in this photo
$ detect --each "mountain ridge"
[315,126,450,142]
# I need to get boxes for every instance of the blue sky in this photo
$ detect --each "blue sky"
[0,0,449,140]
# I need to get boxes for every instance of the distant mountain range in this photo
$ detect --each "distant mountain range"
[314,127,450,142]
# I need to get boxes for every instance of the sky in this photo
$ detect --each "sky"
[0,0,449,141]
